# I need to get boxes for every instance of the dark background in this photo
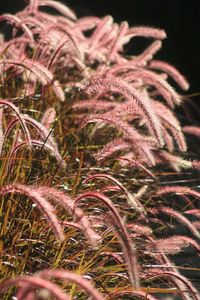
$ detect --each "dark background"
[1,0,200,93]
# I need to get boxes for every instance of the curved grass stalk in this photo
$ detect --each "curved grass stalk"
[0,99,32,149]
[75,191,140,289]
[83,173,146,215]
[84,77,164,146]
[0,184,65,242]
[0,276,70,300]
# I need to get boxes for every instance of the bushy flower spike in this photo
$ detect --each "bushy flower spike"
[75,191,140,289]
[83,173,146,215]
[150,207,200,239]
[7,139,65,168]
[151,100,182,131]
[81,113,156,165]
[37,269,105,300]
[0,14,34,41]
[0,276,71,300]
[73,99,118,112]
[107,21,128,60]
[38,0,77,20]
[0,59,65,101]
[106,41,162,74]
[149,271,200,300]
[84,77,164,146]
[0,99,32,149]
[185,209,200,219]
[183,126,200,138]
[149,59,190,91]
[148,235,200,254]
[41,107,56,129]
[89,15,113,52]
[0,184,65,241]
[75,16,101,31]
[37,186,101,246]
[16,268,105,300]
[107,98,186,152]
[27,0,40,14]
[156,185,200,200]
[155,150,191,172]
[121,68,181,107]
[146,245,197,300]
[0,59,53,85]
[94,138,130,161]
[133,40,162,67]
[39,23,83,61]
[118,156,157,180]
[126,26,167,40]
[1,37,33,54]
[16,113,59,152]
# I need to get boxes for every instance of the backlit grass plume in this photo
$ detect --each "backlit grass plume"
[0,0,200,299]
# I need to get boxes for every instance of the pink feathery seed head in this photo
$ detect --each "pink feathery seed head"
[185,209,200,221]
[83,173,146,215]
[0,276,70,300]
[100,184,121,193]
[148,271,200,300]
[148,235,200,254]
[126,26,167,40]
[89,15,113,51]
[37,269,105,300]
[0,184,65,241]
[151,206,200,239]
[0,99,32,149]
[38,0,77,21]
[23,114,57,148]
[75,191,140,289]
[149,60,190,91]
[0,14,34,41]
[121,157,157,180]
[41,107,56,129]
[98,22,119,49]
[72,99,118,112]
[2,113,62,164]
[156,185,200,200]
[83,77,164,147]
[121,68,181,107]
[183,126,200,138]
[80,112,157,165]
[151,100,187,151]
[134,40,162,67]
[0,59,53,85]
[152,100,182,131]
[107,21,129,60]
[2,37,33,53]
[36,186,101,246]
[106,41,162,75]
[27,0,40,14]
[94,138,130,161]
[155,151,192,172]
[80,112,144,141]
[75,16,101,31]
[40,23,83,60]
[127,223,153,237]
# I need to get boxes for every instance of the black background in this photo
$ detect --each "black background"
[1,0,200,93]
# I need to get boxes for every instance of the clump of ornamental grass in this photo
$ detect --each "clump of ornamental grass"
[0,0,200,299]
